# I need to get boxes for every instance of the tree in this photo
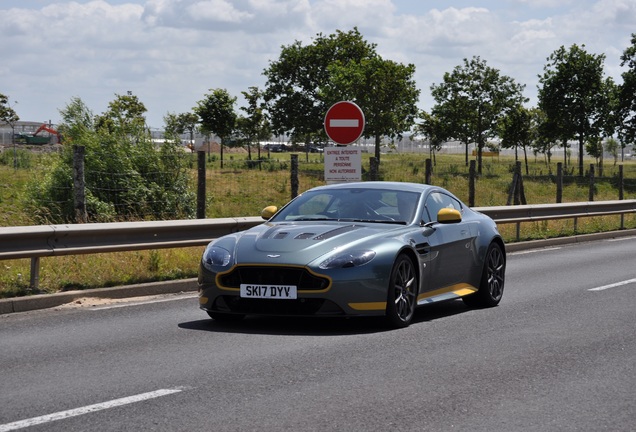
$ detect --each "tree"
[528,108,556,168]
[57,96,94,141]
[238,86,270,160]
[0,93,19,127]
[605,137,620,166]
[326,55,420,161]
[618,33,636,152]
[26,96,195,223]
[263,28,418,162]
[498,104,533,174]
[164,112,199,151]
[0,93,20,169]
[415,111,446,164]
[264,29,376,145]
[95,93,148,138]
[585,136,604,171]
[430,56,527,174]
[194,88,237,168]
[538,44,606,176]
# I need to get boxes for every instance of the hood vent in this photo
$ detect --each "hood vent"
[294,232,316,239]
[313,225,357,240]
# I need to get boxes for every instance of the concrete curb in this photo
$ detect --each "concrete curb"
[504,228,636,252]
[2,229,635,315]
[0,278,197,315]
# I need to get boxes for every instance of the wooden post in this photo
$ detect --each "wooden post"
[469,160,476,207]
[517,161,527,205]
[197,150,206,219]
[556,162,563,204]
[506,172,517,206]
[73,145,87,223]
[291,154,299,199]
[588,164,595,202]
[619,165,624,229]
[369,157,378,181]
[619,165,624,200]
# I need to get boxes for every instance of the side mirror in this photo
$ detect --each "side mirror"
[437,208,462,224]
[261,205,278,220]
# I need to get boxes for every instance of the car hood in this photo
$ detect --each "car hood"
[234,222,400,265]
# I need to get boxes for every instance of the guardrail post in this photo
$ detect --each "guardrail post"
[291,154,299,199]
[30,257,40,290]
[197,151,206,219]
[588,164,595,202]
[556,162,563,204]
[73,145,87,223]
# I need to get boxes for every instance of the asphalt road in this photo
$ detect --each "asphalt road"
[1,237,635,431]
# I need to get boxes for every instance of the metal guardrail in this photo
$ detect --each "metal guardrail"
[477,200,636,224]
[0,217,263,260]
[1,200,636,289]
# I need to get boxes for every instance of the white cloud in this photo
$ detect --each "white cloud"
[0,0,634,127]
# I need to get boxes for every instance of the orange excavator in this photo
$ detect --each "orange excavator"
[16,123,63,144]
[30,123,63,144]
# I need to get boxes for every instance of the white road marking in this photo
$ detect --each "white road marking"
[588,278,636,292]
[0,388,184,431]
[329,119,359,127]
[509,247,561,256]
[89,293,197,311]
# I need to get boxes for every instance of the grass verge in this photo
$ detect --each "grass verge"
[1,149,635,297]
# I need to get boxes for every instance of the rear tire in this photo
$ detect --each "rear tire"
[463,242,505,308]
[385,254,418,328]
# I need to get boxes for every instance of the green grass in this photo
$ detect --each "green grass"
[1,148,635,298]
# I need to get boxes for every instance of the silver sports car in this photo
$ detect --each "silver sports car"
[198,181,505,328]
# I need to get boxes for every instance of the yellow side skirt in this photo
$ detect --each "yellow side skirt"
[348,283,478,311]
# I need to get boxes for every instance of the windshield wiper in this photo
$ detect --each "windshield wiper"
[338,218,407,225]
[292,217,339,221]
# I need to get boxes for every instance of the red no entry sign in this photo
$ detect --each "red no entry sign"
[324,101,365,145]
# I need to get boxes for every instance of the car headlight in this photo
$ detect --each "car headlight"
[319,250,376,269]
[202,245,232,271]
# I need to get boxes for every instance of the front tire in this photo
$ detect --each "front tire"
[463,242,505,308]
[385,254,418,328]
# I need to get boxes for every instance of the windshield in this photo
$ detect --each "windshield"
[270,188,420,224]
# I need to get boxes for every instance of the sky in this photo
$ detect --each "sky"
[1,0,635,129]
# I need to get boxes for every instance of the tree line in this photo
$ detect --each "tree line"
[170,29,636,178]
[1,28,636,223]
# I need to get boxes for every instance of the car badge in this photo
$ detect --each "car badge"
[267,254,281,258]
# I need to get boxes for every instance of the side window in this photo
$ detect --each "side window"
[424,192,463,222]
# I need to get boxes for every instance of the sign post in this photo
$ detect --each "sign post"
[323,101,364,183]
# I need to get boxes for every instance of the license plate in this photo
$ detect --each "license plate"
[240,284,297,299]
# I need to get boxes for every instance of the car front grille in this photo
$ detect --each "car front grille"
[218,266,330,291]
